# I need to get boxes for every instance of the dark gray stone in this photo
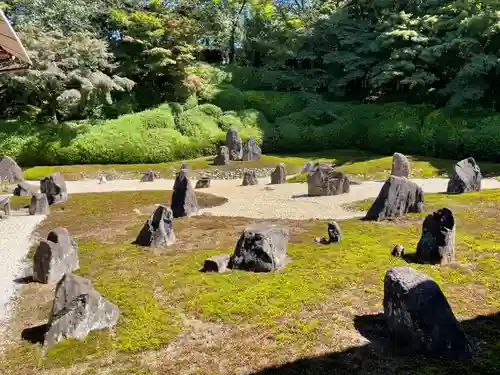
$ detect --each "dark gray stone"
[0,195,11,216]
[33,228,79,284]
[328,221,342,243]
[13,181,39,196]
[242,137,262,161]
[242,170,258,186]
[180,163,188,170]
[302,162,314,173]
[202,254,230,273]
[226,128,243,161]
[214,145,230,166]
[0,155,23,182]
[29,193,49,215]
[391,244,405,257]
[229,223,289,272]
[134,205,176,248]
[40,172,68,205]
[416,208,456,265]
[171,170,199,218]
[391,152,410,178]
[384,266,472,359]
[44,274,120,347]
[364,176,424,221]
[307,163,350,196]
[140,170,156,182]
[271,163,286,184]
[447,157,482,194]
[195,177,211,189]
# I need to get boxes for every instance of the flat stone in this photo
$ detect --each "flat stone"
[202,254,230,273]
[13,181,38,196]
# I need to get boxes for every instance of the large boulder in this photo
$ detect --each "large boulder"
[242,170,258,186]
[13,181,38,196]
[270,163,287,184]
[384,267,472,359]
[134,205,176,248]
[416,208,456,264]
[242,137,262,161]
[229,223,289,272]
[214,146,230,166]
[0,155,23,182]
[33,228,79,284]
[307,163,350,196]
[364,176,424,221]
[40,172,68,205]
[226,128,243,161]
[44,274,120,347]
[447,157,482,194]
[171,170,199,218]
[29,193,49,215]
[391,152,410,178]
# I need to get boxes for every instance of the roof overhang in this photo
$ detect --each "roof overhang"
[0,9,32,72]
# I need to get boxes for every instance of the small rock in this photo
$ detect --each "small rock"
[98,175,107,184]
[391,244,405,257]
[328,221,342,243]
[171,170,199,218]
[44,274,120,347]
[201,254,230,273]
[134,205,176,248]
[384,266,472,359]
[391,152,410,178]
[242,137,262,161]
[229,223,290,272]
[140,170,156,182]
[195,177,211,189]
[214,146,230,166]
[447,157,481,194]
[29,193,49,215]
[271,163,287,184]
[242,170,258,186]
[40,172,68,205]
[416,208,456,264]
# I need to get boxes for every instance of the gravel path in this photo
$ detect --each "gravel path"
[62,177,500,220]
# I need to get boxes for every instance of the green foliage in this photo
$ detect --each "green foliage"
[209,85,245,111]
[196,103,224,119]
[176,108,225,141]
[243,91,308,121]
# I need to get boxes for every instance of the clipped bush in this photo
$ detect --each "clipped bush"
[197,103,224,119]
[137,108,175,129]
[176,108,225,141]
[210,84,245,111]
[184,94,198,110]
[218,113,243,131]
[243,91,308,121]
[464,116,500,161]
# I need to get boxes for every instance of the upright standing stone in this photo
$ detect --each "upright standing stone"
[29,193,49,215]
[40,172,68,205]
[307,163,350,196]
[33,228,79,284]
[271,163,287,184]
[384,267,472,359]
[364,176,424,221]
[226,128,243,161]
[391,152,410,178]
[242,170,258,186]
[416,208,456,264]
[44,274,120,348]
[171,170,199,218]
[214,145,230,165]
[302,162,314,173]
[242,137,262,161]
[13,181,38,196]
[134,205,176,248]
[229,223,290,272]
[0,195,11,216]
[327,221,343,243]
[447,157,482,194]
[0,155,24,182]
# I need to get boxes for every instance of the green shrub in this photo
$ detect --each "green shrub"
[183,94,198,110]
[464,116,500,161]
[197,103,224,119]
[167,102,184,117]
[210,85,245,111]
[218,113,243,132]
[243,91,308,121]
[137,108,175,129]
[176,108,225,141]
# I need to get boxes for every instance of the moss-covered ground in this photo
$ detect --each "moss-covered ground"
[22,149,500,181]
[1,188,499,375]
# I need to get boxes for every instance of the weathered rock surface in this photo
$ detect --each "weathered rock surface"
[202,254,230,273]
[171,170,199,218]
[33,228,79,284]
[180,163,188,170]
[29,193,50,215]
[242,137,262,161]
[416,208,456,264]
[44,274,120,347]
[195,177,211,189]
[242,170,258,186]
[226,128,243,161]
[140,170,157,182]
[13,181,39,196]
[134,205,176,248]
[271,163,287,184]
[40,172,68,205]
[229,223,289,272]
[327,221,343,243]
[0,195,11,216]
[447,157,482,194]
[214,146,230,166]
[302,162,314,173]
[307,163,350,196]
[391,244,405,257]
[391,152,410,178]
[364,176,424,221]
[0,155,23,182]
[384,266,472,359]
